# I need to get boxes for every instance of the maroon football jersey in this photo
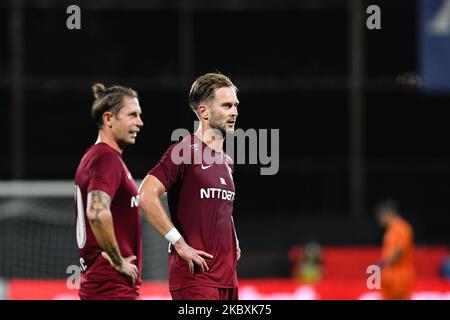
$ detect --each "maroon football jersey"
[149,134,238,291]
[74,143,142,299]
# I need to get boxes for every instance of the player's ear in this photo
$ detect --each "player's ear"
[197,104,208,120]
[103,111,113,128]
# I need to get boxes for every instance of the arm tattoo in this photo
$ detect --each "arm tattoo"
[106,246,122,267]
[89,190,111,225]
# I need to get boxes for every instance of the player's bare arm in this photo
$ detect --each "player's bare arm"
[139,175,214,273]
[87,190,138,284]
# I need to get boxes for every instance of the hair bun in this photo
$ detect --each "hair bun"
[92,83,107,99]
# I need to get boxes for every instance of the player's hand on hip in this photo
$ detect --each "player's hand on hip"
[174,240,213,274]
[101,251,138,285]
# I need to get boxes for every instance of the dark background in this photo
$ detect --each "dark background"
[1,0,449,278]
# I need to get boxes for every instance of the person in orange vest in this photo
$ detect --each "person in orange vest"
[374,199,415,300]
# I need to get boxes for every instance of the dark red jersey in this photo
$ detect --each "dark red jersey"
[149,134,238,291]
[74,143,142,299]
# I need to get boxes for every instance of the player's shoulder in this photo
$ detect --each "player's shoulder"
[172,134,198,148]
[398,218,413,234]
[163,134,199,157]
[85,143,122,166]
[394,217,411,229]
[389,218,413,238]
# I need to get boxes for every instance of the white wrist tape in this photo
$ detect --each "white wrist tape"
[164,227,182,244]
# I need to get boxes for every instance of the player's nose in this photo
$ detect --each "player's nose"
[230,106,238,117]
[136,115,144,127]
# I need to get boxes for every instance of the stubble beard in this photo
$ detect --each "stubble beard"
[209,117,228,137]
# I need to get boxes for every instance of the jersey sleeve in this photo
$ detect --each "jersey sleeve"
[148,143,184,191]
[87,152,123,199]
